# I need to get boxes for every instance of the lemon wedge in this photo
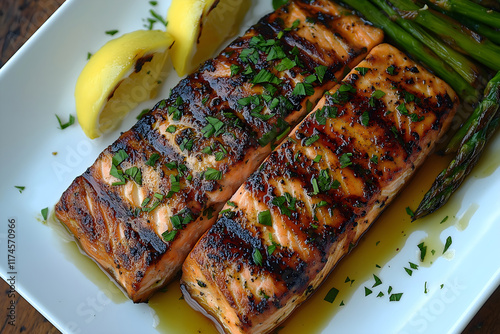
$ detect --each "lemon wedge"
[75,30,174,139]
[167,0,250,77]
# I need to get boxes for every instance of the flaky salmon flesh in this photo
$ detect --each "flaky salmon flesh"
[55,0,383,302]
[180,43,459,334]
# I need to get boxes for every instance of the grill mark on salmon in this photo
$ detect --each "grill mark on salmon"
[55,0,383,303]
[180,43,458,334]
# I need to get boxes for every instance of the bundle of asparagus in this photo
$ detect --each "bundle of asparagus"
[340,0,500,217]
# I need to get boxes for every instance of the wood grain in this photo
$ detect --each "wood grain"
[0,0,498,333]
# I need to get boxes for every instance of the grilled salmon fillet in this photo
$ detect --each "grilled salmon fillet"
[180,43,459,334]
[55,0,383,302]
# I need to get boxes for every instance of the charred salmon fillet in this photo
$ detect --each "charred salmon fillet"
[180,43,459,334]
[55,0,383,302]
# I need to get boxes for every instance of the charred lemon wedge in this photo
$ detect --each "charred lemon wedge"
[75,30,174,139]
[167,0,249,77]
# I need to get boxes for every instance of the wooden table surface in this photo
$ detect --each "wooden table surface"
[1,0,499,333]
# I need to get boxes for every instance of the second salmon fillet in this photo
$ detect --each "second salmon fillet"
[54,0,383,302]
[181,43,459,334]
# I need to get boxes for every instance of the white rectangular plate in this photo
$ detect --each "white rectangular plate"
[0,0,499,333]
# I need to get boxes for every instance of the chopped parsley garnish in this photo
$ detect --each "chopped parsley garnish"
[386,65,397,75]
[275,58,296,72]
[339,153,353,168]
[360,111,370,126]
[162,230,177,242]
[230,64,241,76]
[389,293,403,301]
[251,69,282,85]
[146,153,160,167]
[179,137,194,152]
[443,236,452,253]
[406,207,415,219]
[372,274,382,287]
[372,90,386,100]
[315,65,328,83]
[166,125,177,133]
[313,155,322,163]
[55,114,75,130]
[204,168,222,180]
[304,134,320,146]
[292,75,316,96]
[15,186,25,193]
[365,287,373,296]
[149,9,167,26]
[418,242,427,261]
[105,30,119,36]
[41,207,49,221]
[124,166,142,185]
[324,287,339,303]
[355,67,369,76]
[202,116,225,138]
[370,155,379,164]
[113,149,129,166]
[272,193,296,217]
[405,267,413,276]
[440,216,449,224]
[258,210,273,226]
[252,248,263,266]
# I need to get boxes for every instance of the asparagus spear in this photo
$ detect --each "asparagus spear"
[421,0,500,44]
[372,0,482,87]
[428,0,500,28]
[389,0,500,71]
[413,72,500,220]
[469,0,500,12]
[339,0,477,98]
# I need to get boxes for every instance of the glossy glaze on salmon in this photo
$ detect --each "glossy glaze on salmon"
[180,43,459,334]
[55,0,383,302]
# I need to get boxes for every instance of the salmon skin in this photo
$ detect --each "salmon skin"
[181,43,459,334]
[55,0,383,302]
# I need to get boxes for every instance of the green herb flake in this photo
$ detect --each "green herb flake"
[443,236,452,254]
[253,248,263,266]
[360,111,369,127]
[339,153,353,168]
[204,168,222,181]
[424,282,429,294]
[124,167,142,185]
[377,292,384,298]
[389,293,403,302]
[105,30,119,36]
[386,65,397,75]
[275,58,296,72]
[355,67,369,76]
[162,230,177,242]
[313,155,322,163]
[372,275,382,288]
[267,244,277,255]
[202,116,224,138]
[15,186,25,193]
[146,153,160,167]
[440,216,449,224]
[409,262,419,270]
[258,210,273,226]
[404,267,413,276]
[112,149,129,166]
[166,125,177,133]
[55,114,75,130]
[41,207,49,221]
[230,64,241,76]
[324,287,339,303]
[137,109,149,120]
[364,287,373,296]
[418,242,427,261]
[304,134,320,147]
[406,207,415,219]
[370,155,378,164]
[372,90,386,99]
[315,65,328,83]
